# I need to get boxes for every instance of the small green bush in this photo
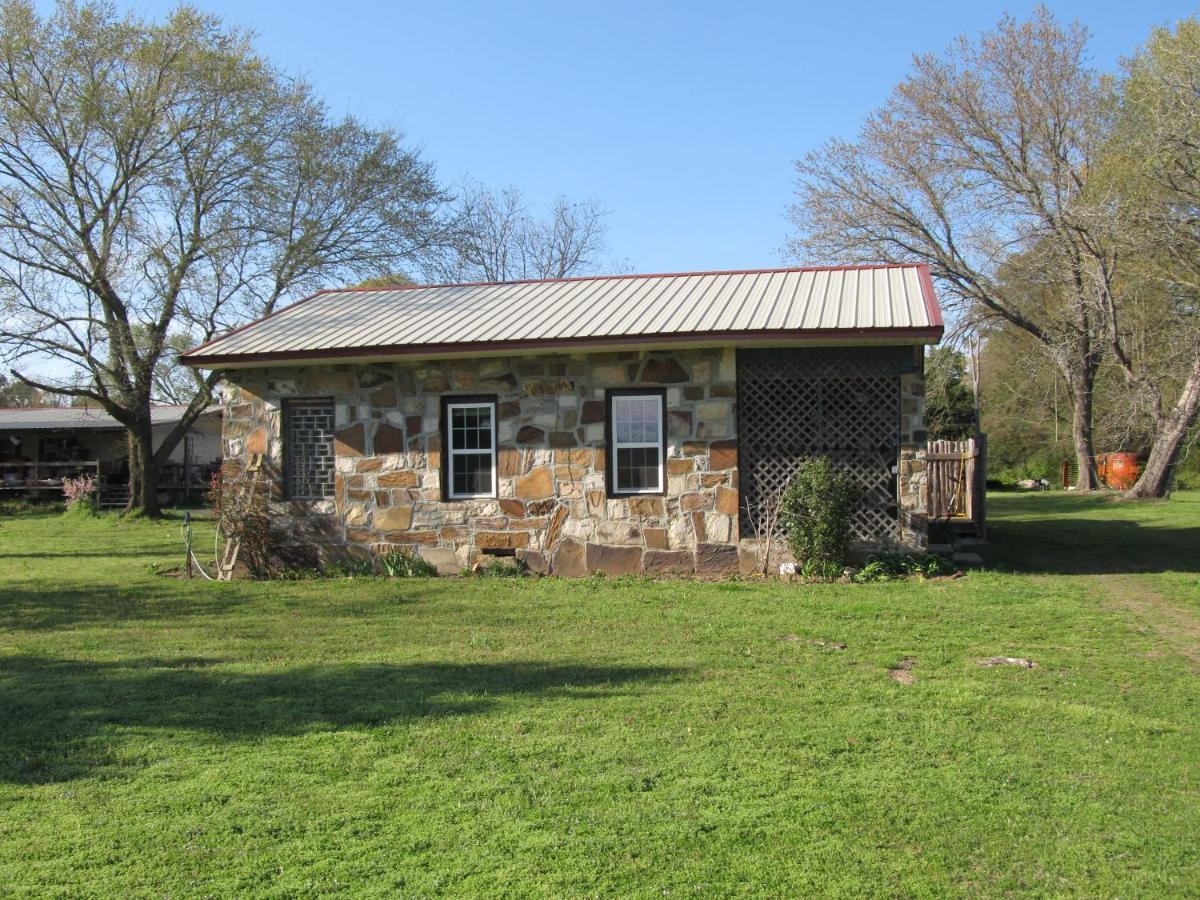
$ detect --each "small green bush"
[377,551,438,578]
[852,553,955,583]
[778,457,860,568]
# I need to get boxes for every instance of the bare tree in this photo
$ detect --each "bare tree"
[0,1,448,515]
[429,180,608,283]
[787,9,1117,490]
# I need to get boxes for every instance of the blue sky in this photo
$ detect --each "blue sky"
[112,1,1196,275]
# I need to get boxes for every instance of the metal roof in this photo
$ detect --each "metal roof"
[182,264,944,368]
[0,404,220,432]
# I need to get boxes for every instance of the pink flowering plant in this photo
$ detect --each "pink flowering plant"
[62,474,97,509]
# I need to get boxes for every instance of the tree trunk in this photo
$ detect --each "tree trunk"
[1066,365,1101,491]
[1124,357,1200,500]
[127,417,162,517]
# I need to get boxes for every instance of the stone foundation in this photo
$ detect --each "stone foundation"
[219,346,929,576]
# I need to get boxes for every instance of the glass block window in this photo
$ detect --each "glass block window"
[284,398,336,500]
[446,401,496,499]
[609,392,664,495]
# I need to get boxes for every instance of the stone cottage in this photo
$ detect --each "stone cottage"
[180,265,943,576]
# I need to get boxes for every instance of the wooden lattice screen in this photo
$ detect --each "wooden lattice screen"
[737,348,907,542]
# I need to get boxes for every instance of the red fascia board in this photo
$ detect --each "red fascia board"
[179,262,937,361]
[181,325,945,368]
[916,264,945,329]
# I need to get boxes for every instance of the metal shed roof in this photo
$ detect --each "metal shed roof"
[182,264,943,368]
[0,404,220,432]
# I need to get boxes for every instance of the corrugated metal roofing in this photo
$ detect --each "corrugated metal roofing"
[0,404,220,432]
[182,264,943,367]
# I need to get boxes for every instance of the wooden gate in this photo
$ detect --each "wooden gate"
[926,436,986,537]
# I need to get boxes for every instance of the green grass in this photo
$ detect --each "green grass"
[1,495,1198,896]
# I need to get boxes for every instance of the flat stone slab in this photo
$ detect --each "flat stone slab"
[978,656,1037,668]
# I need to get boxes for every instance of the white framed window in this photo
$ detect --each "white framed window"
[609,391,665,495]
[445,399,496,499]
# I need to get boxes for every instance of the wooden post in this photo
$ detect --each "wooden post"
[184,511,192,579]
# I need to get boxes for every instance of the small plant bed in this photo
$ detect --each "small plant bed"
[851,553,958,583]
[276,552,438,580]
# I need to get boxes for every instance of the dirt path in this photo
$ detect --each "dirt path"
[1095,574,1200,669]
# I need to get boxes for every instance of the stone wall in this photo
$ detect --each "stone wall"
[221,348,742,576]
[219,345,930,576]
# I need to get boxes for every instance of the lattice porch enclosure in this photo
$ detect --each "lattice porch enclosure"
[737,348,909,542]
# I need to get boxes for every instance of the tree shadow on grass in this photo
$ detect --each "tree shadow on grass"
[0,583,255,632]
[985,511,1200,575]
[0,655,686,784]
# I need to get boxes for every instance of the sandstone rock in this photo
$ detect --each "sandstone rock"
[373,505,413,531]
[716,486,739,515]
[592,363,625,384]
[497,447,524,477]
[499,498,527,516]
[515,466,553,500]
[356,457,383,473]
[641,357,689,383]
[545,504,568,550]
[643,527,668,550]
[668,410,693,436]
[417,547,461,575]
[516,548,550,575]
[682,441,707,456]
[643,549,694,575]
[680,492,708,511]
[628,496,665,517]
[378,471,418,489]
[709,440,737,470]
[667,458,693,476]
[476,531,530,549]
[516,425,545,444]
[526,498,557,516]
[370,385,397,407]
[695,542,738,574]
[334,423,365,457]
[549,431,577,448]
[552,538,587,576]
[585,490,605,516]
[585,542,642,575]
[690,510,707,542]
[581,399,605,424]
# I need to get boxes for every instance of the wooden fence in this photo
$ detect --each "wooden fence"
[926,435,987,538]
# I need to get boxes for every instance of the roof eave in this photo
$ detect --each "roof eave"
[181,326,944,370]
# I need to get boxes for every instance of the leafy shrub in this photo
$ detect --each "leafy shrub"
[852,553,954,583]
[377,551,438,578]
[778,457,860,567]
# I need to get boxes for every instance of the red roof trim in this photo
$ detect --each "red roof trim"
[182,325,944,367]
[180,263,940,362]
[916,264,945,329]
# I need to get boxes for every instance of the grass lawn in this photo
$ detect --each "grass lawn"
[1,494,1198,896]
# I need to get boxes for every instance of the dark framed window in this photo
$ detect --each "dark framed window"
[283,397,336,500]
[606,389,666,496]
[442,395,497,500]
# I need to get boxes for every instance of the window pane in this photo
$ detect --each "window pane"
[451,405,493,450]
[616,446,661,491]
[452,451,492,496]
[614,395,660,443]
